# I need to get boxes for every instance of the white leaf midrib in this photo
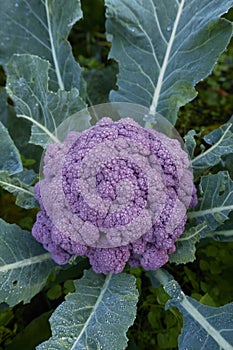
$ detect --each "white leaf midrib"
[149,0,185,115]
[181,297,233,350]
[0,179,34,196]
[191,123,233,166]
[18,114,59,144]
[0,253,51,272]
[44,0,64,90]
[70,273,112,349]
[188,204,233,219]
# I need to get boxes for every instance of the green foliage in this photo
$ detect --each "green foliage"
[6,54,86,148]
[0,122,22,175]
[0,219,56,306]
[0,172,38,209]
[105,0,233,124]
[178,44,233,135]
[0,0,83,91]
[38,270,139,350]
[169,223,208,264]
[189,119,233,174]
[149,269,233,350]
[188,171,233,231]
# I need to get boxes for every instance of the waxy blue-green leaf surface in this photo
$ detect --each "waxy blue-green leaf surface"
[191,119,233,172]
[0,219,56,307]
[188,171,233,231]
[37,269,139,350]
[0,121,22,175]
[6,54,88,148]
[149,269,233,350]
[169,222,208,264]
[0,171,38,209]
[0,0,83,91]
[106,0,233,124]
[206,214,233,242]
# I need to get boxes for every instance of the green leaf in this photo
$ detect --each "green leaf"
[205,213,233,242]
[0,219,56,307]
[105,0,233,124]
[6,54,88,148]
[149,269,233,350]
[184,129,198,159]
[0,88,43,167]
[0,0,83,91]
[0,171,38,209]
[0,121,22,175]
[188,171,233,231]
[191,119,233,171]
[169,222,208,264]
[37,269,139,350]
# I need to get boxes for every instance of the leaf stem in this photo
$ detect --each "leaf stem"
[45,0,65,90]
[0,180,34,196]
[149,0,185,115]
[181,297,233,350]
[0,253,51,272]
[70,273,113,349]
[18,114,60,144]
[188,205,233,219]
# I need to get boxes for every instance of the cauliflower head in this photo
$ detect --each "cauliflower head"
[32,117,197,274]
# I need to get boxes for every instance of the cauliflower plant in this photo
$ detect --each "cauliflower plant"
[32,117,197,274]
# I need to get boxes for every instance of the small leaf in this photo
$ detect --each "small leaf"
[37,269,139,350]
[169,222,208,264]
[149,269,233,350]
[105,0,233,124]
[0,0,83,91]
[0,171,38,209]
[6,54,88,148]
[184,129,198,159]
[0,219,56,306]
[191,120,233,171]
[0,121,22,175]
[188,171,233,231]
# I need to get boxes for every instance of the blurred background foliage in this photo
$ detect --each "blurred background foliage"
[0,1,233,349]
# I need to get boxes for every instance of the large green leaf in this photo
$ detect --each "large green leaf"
[169,222,208,264]
[6,54,88,148]
[190,119,233,172]
[37,269,139,350]
[188,171,233,231]
[0,219,56,307]
[0,0,83,91]
[149,269,233,350]
[0,171,38,209]
[105,0,233,124]
[0,121,22,175]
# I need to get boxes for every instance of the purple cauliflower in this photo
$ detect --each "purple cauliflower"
[32,117,197,274]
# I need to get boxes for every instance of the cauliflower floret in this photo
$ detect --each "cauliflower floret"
[32,117,197,274]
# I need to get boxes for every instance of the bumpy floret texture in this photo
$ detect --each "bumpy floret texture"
[32,117,197,274]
